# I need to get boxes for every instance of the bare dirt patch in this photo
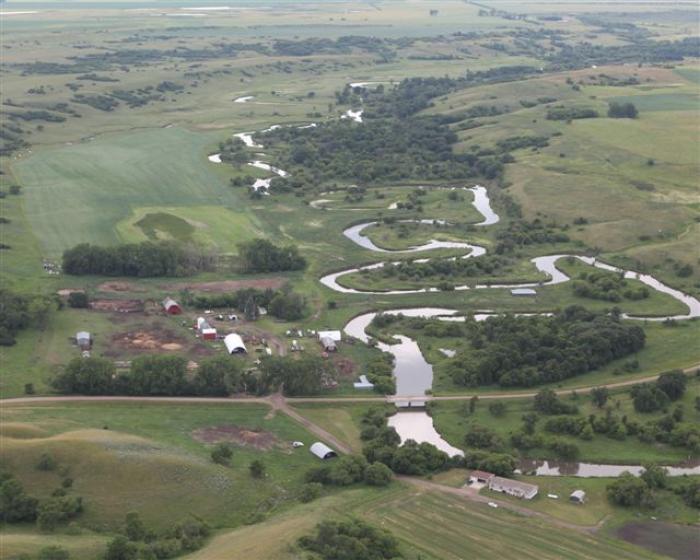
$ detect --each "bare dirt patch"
[98,281,144,293]
[333,356,357,377]
[616,521,698,560]
[191,425,283,451]
[90,299,144,313]
[109,327,185,353]
[56,289,84,297]
[161,278,286,293]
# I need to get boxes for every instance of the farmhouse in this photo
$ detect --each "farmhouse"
[569,490,586,504]
[469,470,495,484]
[488,476,539,500]
[224,333,247,354]
[320,336,337,352]
[76,331,91,350]
[310,442,337,460]
[511,288,537,297]
[162,297,182,315]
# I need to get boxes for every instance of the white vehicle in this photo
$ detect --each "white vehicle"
[488,502,498,509]
[292,441,304,448]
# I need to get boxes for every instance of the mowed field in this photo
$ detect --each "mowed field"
[186,485,662,560]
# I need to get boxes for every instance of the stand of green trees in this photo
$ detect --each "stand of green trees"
[237,239,306,273]
[446,307,646,387]
[62,241,214,277]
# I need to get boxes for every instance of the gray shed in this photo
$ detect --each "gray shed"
[309,442,337,460]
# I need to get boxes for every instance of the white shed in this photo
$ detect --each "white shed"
[196,317,210,331]
[353,375,374,389]
[317,330,342,342]
[569,490,586,503]
[224,333,247,354]
[309,442,337,460]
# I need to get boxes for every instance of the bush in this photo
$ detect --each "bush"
[52,357,116,395]
[656,370,687,401]
[67,292,89,308]
[299,482,323,503]
[211,443,233,466]
[488,402,507,417]
[363,462,392,486]
[249,459,266,478]
[105,536,138,560]
[36,453,58,472]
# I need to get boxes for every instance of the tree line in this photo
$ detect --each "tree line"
[237,239,306,273]
[62,241,215,277]
[0,288,53,346]
[51,354,336,398]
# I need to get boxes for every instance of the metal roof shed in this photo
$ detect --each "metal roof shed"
[224,333,247,354]
[309,442,337,460]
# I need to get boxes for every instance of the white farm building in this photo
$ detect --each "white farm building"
[488,476,538,500]
[224,333,247,354]
[309,442,337,460]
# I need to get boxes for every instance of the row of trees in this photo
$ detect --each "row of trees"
[62,241,215,277]
[52,354,336,398]
[446,307,646,387]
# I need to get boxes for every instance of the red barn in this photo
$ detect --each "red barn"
[162,297,182,315]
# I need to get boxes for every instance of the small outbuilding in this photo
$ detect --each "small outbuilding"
[320,336,337,352]
[353,375,374,390]
[224,333,247,354]
[511,288,537,297]
[469,470,495,485]
[317,330,342,342]
[196,317,210,331]
[488,476,539,500]
[201,327,217,340]
[76,331,91,350]
[310,442,337,460]
[162,297,182,315]
[569,490,586,504]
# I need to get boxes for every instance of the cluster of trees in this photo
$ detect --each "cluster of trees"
[0,288,53,346]
[218,137,249,166]
[298,519,401,560]
[494,219,569,254]
[52,354,336,398]
[607,102,638,119]
[366,254,518,288]
[182,285,307,321]
[607,465,668,509]
[0,467,84,532]
[572,271,649,302]
[104,512,210,560]
[631,370,686,413]
[364,354,395,394]
[237,239,306,273]
[447,307,646,387]
[305,455,392,488]
[546,106,599,120]
[260,115,488,184]
[62,241,214,277]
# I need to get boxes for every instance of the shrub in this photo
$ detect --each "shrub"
[67,292,89,308]
[211,443,233,466]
